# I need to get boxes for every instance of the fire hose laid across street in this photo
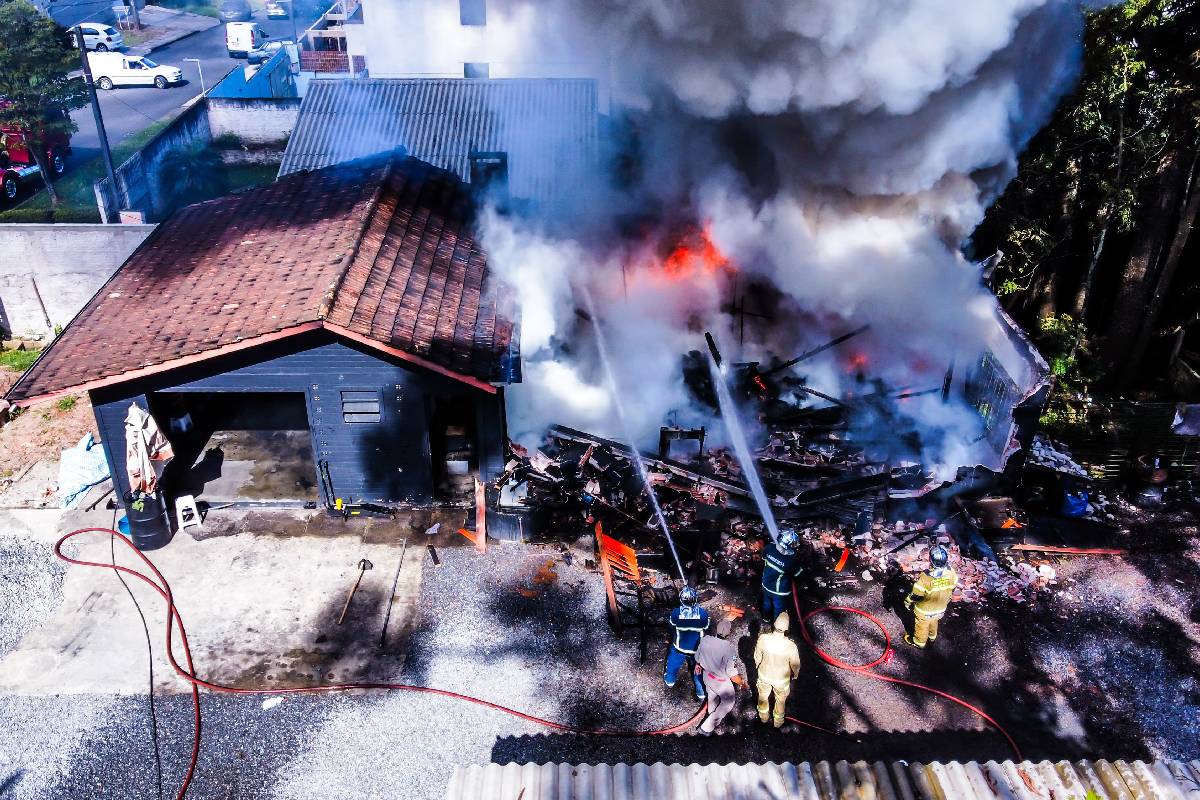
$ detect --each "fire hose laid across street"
[54,527,1021,800]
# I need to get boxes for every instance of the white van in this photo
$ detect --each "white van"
[87,53,184,89]
[226,22,268,58]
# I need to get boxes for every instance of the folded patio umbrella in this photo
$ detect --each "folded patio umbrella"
[125,403,174,495]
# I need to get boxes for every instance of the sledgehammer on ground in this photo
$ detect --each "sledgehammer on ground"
[337,558,373,625]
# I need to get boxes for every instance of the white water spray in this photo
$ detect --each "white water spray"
[582,288,688,584]
[705,345,780,544]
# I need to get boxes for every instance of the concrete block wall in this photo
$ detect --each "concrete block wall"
[0,224,156,337]
[95,97,298,222]
[95,99,212,223]
[208,97,301,147]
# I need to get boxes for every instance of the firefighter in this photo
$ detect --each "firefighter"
[761,528,804,623]
[753,610,801,728]
[664,586,709,699]
[694,617,743,734]
[904,545,959,648]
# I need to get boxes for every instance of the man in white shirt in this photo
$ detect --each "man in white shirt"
[694,617,743,734]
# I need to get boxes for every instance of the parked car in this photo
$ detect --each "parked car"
[70,22,124,52]
[0,104,71,204]
[247,37,292,64]
[219,0,253,22]
[265,0,288,18]
[87,53,184,89]
[226,21,268,58]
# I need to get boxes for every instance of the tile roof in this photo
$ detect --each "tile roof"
[447,760,1200,800]
[6,154,517,404]
[278,78,598,209]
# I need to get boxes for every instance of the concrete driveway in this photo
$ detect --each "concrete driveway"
[0,510,426,697]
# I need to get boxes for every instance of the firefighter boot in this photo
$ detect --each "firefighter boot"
[905,614,932,648]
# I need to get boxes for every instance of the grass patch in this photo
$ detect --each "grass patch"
[0,348,42,372]
[0,117,174,223]
[224,162,280,191]
[55,395,78,412]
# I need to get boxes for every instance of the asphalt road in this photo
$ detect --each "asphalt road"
[68,9,311,160]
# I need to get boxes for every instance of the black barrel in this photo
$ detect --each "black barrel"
[124,491,171,551]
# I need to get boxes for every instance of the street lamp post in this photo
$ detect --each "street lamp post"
[184,58,206,94]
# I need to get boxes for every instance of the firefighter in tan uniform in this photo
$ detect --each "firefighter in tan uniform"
[904,545,958,648]
[753,611,801,727]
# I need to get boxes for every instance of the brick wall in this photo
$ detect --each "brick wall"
[300,50,349,73]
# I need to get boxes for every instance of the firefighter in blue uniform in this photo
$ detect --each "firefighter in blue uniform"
[761,528,804,623]
[664,586,709,699]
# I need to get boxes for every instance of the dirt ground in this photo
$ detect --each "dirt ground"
[0,370,97,479]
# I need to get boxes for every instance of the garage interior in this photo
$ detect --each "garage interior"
[150,391,319,506]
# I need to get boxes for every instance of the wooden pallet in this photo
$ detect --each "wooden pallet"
[594,522,660,663]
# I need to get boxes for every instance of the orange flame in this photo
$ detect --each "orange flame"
[657,225,734,281]
[846,352,870,371]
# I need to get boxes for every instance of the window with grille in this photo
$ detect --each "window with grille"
[341,390,381,423]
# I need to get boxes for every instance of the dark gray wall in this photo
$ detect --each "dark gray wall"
[90,330,506,509]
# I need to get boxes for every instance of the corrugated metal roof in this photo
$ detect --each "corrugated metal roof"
[446,760,1200,799]
[279,78,598,208]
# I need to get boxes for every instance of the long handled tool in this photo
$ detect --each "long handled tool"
[336,558,372,625]
[378,538,408,648]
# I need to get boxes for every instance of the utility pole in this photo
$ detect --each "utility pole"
[288,0,299,47]
[75,26,120,222]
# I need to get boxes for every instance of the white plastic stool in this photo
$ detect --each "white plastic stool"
[175,494,203,531]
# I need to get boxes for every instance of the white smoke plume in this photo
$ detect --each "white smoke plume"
[475,0,1091,475]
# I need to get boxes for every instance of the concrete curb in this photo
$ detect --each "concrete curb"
[127,7,221,56]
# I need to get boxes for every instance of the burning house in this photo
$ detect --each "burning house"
[5,154,519,548]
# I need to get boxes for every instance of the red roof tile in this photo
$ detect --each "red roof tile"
[7,155,516,404]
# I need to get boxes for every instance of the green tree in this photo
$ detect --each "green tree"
[0,0,88,206]
[977,0,1200,392]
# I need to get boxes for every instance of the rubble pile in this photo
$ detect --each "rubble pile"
[497,393,1108,611]
[1028,434,1089,479]
[715,518,765,582]
[852,522,1059,605]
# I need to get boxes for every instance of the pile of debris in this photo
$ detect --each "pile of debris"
[1027,434,1089,479]
[850,521,1058,604]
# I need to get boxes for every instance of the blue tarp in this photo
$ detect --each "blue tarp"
[58,432,110,509]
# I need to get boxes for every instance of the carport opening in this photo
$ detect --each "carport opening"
[151,391,317,505]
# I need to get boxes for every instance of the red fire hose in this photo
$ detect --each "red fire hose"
[791,590,1023,760]
[55,528,705,800]
[55,527,1020,799]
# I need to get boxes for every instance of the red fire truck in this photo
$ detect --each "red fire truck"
[0,106,72,203]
